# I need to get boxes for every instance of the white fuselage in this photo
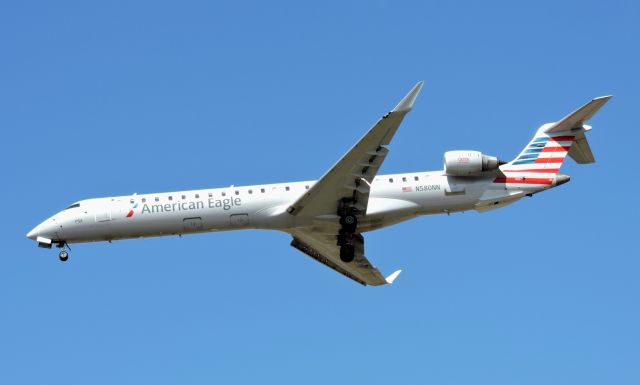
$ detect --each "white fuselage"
[27,168,564,245]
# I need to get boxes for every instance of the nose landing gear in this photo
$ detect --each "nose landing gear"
[56,243,69,262]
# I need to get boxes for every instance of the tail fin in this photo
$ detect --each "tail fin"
[506,131,577,174]
[504,96,612,175]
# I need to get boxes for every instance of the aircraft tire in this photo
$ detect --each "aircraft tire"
[340,244,355,263]
[59,250,68,262]
[340,214,357,233]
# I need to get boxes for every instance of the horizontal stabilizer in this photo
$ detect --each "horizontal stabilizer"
[545,95,612,133]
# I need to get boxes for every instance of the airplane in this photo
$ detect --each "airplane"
[27,82,611,286]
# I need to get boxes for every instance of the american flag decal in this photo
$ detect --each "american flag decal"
[402,186,412,192]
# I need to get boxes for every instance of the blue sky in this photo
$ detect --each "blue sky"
[2,1,638,384]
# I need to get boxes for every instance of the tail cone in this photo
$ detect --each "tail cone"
[555,174,570,186]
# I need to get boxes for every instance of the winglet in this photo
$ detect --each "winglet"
[385,269,402,284]
[392,81,424,112]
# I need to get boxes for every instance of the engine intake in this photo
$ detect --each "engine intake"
[444,150,504,176]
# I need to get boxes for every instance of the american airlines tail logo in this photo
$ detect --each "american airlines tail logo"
[126,202,138,218]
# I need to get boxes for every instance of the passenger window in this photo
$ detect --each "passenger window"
[129,199,134,204]
[195,194,199,199]
[285,186,290,191]
[248,189,253,194]
[261,188,265,193]
[402,177,407,182]
[235,191,239,195]
[222,192,226,196]
[414,176,419,181]
[305,185,309,190]
[155,197,159,202]
[389,178,393,183]
[142,198,146,203]
[208,192,213,198]
[181,195,186,199]
[168,196,173,201]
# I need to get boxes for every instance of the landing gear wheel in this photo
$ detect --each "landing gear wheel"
[337,229,352,246]
[343,214,356,225]
[340,244,355,263]
[59,250,68,262]
[340,214,358,233]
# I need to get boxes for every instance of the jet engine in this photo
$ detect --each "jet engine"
[444,150,505,176]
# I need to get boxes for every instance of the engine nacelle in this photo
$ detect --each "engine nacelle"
[444,150,503,176]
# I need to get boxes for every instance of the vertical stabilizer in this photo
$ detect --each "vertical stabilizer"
[567,130,595,164]
[505,128,576,174]
[503,95,611,175]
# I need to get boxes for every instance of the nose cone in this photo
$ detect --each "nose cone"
[27,226,38,240]
[27,216,60,241]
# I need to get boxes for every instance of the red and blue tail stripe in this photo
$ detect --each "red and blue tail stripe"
[494,133,575,186]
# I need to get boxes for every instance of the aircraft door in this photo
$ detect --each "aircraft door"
[95,200,126,222]
[95,211,111,222]
[110,200,126,221]
[230,214,249,227]
[183,217,203,232]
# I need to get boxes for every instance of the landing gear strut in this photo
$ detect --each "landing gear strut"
[57,243,69,262]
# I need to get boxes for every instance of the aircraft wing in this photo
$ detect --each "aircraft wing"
[290,229,401,286]
[286,82,424,218]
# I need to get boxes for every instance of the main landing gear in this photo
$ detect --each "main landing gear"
[56,243,69,262]
[339,240,355,263]
[337,206,358,263]
[340,213,357,233]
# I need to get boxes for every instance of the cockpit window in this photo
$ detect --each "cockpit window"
[65,203,80,210]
